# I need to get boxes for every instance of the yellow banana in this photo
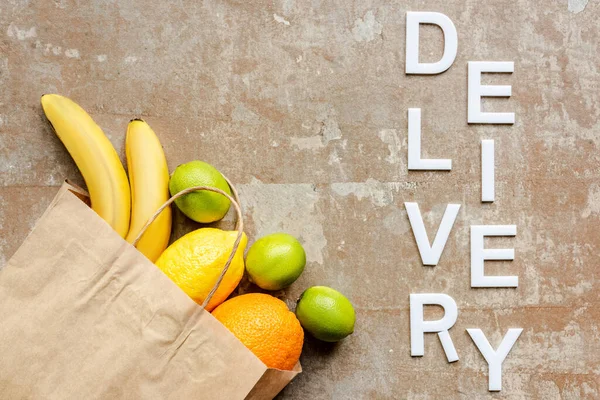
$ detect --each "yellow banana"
[125,119,172,262]
[41,94,131,237]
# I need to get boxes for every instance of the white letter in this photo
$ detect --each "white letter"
[467,328,523,391]
[406,12,458,74]
[410,293,459,362]
[471,225,517,287]
[405,202,460,266]
[468,61,514,124]
[408,108,452,170]
[481,139,495,202]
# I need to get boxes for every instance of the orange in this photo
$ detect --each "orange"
[212,293,304,370]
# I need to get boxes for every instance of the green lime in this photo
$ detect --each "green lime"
[245,233,306,291]
[169,161,232,223]
[295,286,355,342]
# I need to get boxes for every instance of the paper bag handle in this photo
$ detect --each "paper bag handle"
[131,176,244,310]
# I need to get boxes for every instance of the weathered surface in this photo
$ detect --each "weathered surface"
[0,0,599,398]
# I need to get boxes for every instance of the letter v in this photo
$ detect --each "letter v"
[405,202,461,266]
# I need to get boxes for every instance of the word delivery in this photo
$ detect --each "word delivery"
[403,11,522,392]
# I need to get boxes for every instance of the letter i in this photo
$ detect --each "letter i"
[482,140,494,202]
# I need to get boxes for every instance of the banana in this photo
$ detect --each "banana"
[125,119,172,262]
[41,94,131,237]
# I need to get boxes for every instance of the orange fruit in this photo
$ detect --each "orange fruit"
[212,293,304,370]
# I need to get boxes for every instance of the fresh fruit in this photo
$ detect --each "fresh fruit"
[295,286,355,342]
[168,161,232,223]
[41,94,131,237]
[124,119,172,262]
[155,228,247,311]
[245,233,306,291]
[212,293,303,370]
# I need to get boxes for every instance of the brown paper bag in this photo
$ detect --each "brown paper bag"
[0,182,300,399]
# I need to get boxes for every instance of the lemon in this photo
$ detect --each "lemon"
[295,286,355,342]
[245,233,306,291]
[169,160,232,223]
[155,228,247,311]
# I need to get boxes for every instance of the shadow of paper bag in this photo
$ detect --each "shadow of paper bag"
[0,182,300,399]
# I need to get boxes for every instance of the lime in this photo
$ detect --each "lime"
[295,286,355,342]
[245,233,306,290]
[169,161,232,223]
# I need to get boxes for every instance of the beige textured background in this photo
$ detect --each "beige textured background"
[1,0,599,398]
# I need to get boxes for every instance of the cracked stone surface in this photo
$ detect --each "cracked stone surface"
[1,0,599,398]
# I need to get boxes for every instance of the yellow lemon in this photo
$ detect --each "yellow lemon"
[156,228,247,311]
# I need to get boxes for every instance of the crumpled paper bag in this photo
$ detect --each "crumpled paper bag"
[0,182,300,399]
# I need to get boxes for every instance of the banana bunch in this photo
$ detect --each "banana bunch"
[41,95,171,261]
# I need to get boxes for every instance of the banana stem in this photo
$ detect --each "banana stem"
[132,185,244,310]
